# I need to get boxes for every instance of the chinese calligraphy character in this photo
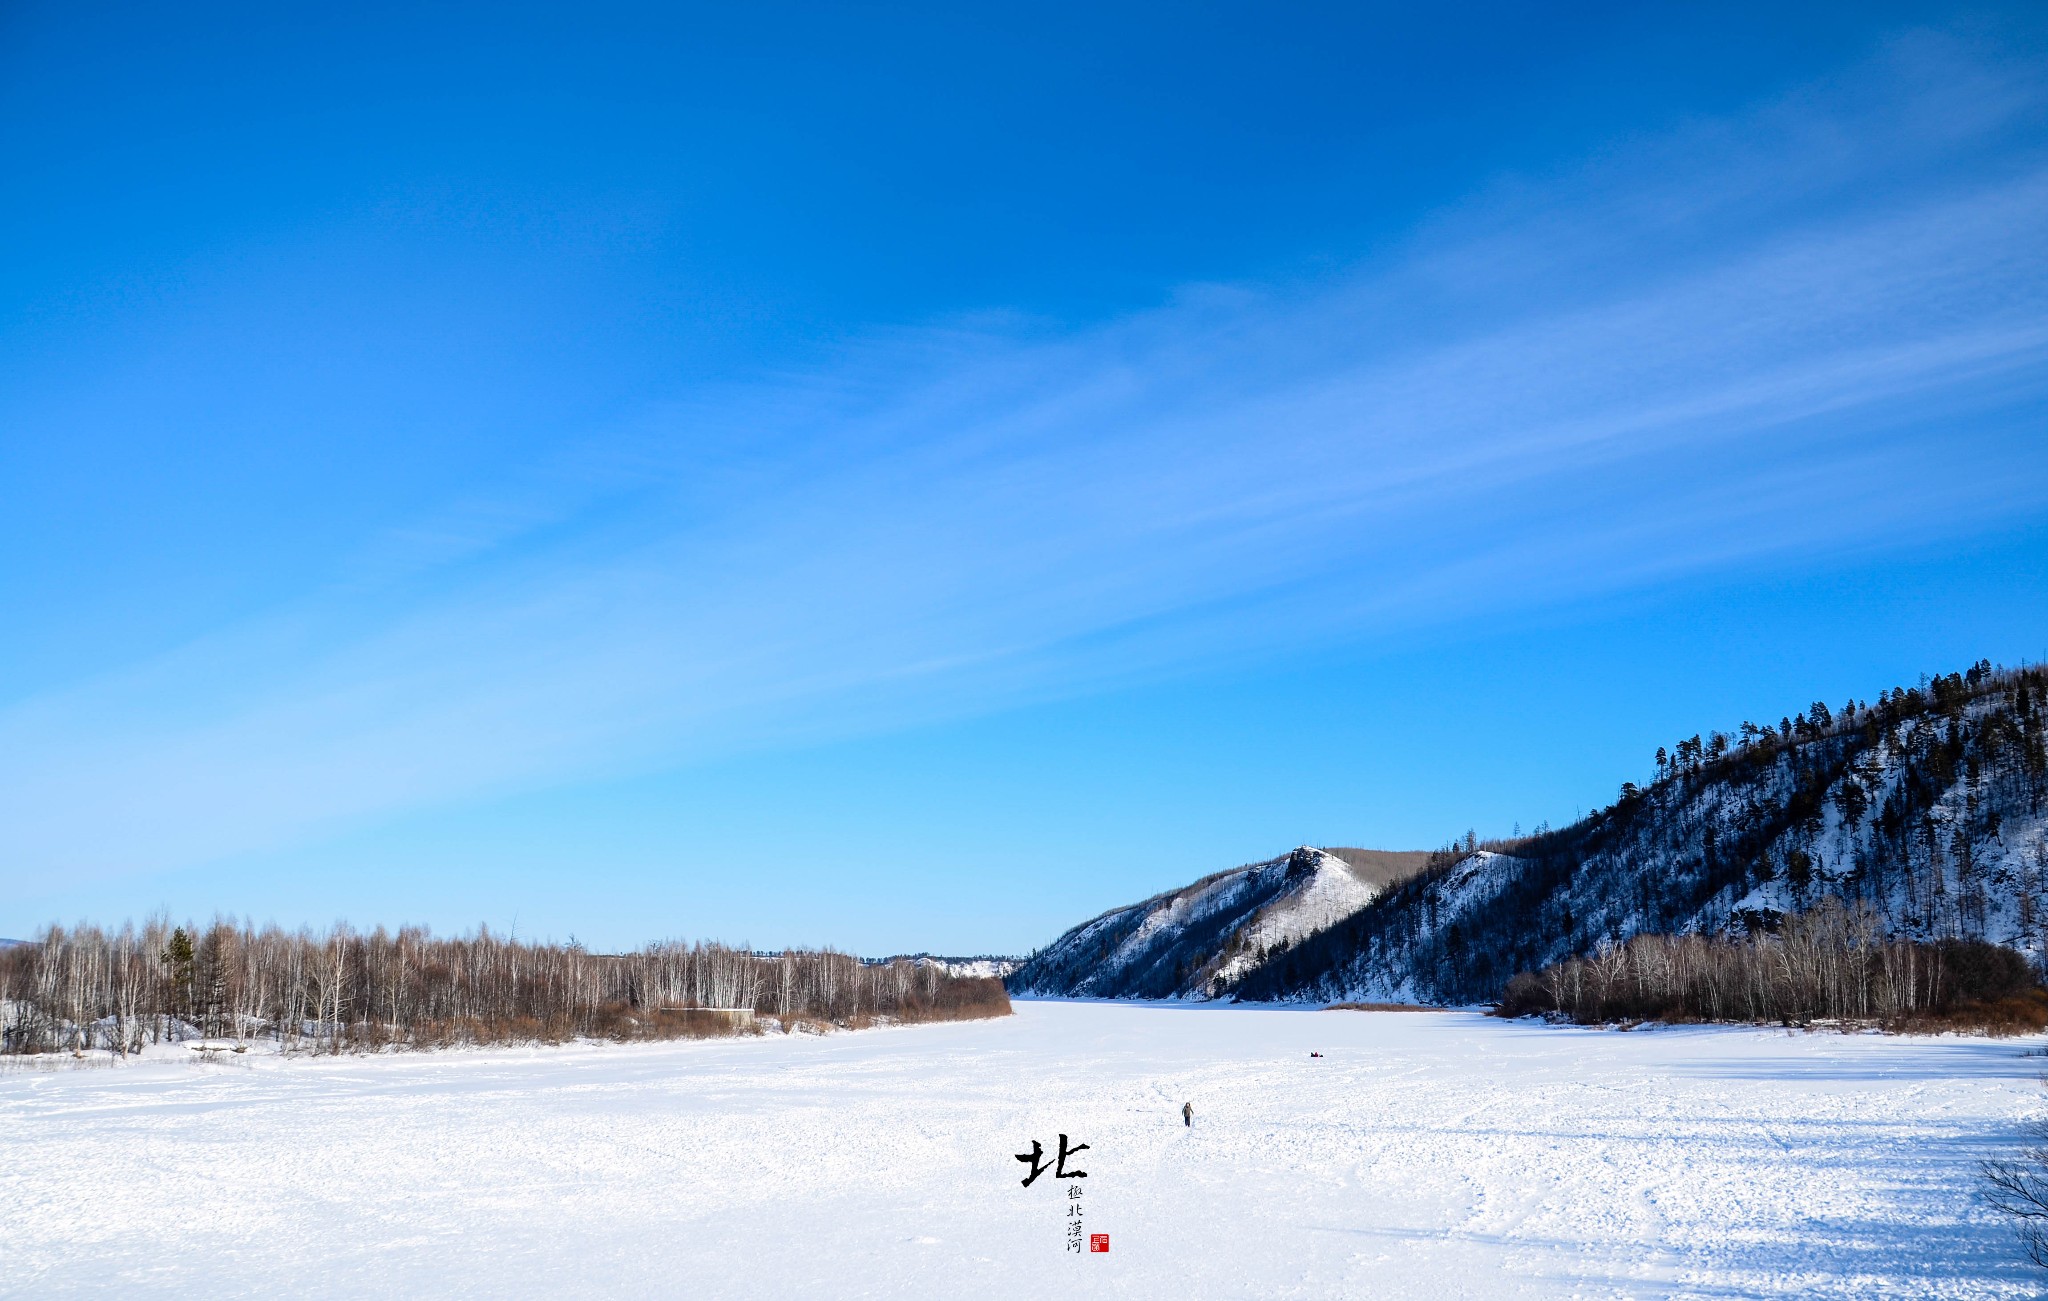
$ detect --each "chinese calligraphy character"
[1014,1133,1090,1187]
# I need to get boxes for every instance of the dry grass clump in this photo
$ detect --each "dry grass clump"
[1885,990,2048,1036]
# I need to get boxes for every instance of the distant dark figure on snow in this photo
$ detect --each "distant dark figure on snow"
[1182,1101,1193,1128]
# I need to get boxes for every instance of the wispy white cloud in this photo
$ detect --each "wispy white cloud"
[5,37,2046,885]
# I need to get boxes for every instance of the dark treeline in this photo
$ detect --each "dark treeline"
[1232,660,2048,1006]
[1495,900,2047,1032]
[0,918,1011,1056]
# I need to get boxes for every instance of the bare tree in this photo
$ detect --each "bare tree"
[1,919,1010,1055]
[1985,1116,2048,1269]
[1499,900,2042,1031]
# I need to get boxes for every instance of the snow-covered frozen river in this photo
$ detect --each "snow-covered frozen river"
[2,1001,2040,1298]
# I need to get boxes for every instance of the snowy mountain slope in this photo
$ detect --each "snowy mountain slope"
[1208,851,1383,986]
[1007,846,1421,999]
[1234,661,2048,1005]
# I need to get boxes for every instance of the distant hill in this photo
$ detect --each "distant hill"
[1006,845,1429,1000]
[884,954,1023,980]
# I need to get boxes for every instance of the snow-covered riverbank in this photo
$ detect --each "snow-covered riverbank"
[1,1001,2037,1297]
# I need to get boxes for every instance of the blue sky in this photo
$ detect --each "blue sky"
[4,4,2046,953]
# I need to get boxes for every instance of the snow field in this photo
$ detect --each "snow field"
[1,1001,2040,1298]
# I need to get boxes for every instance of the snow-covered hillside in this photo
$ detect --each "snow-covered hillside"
[1236,662,2048,1005]
[1008,847,1413,999]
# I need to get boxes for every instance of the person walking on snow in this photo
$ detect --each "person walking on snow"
[1182,1101,1193,1128]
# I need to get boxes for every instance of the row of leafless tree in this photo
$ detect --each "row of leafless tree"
[0,918,1010,1055]
[1497,900,2044,1029]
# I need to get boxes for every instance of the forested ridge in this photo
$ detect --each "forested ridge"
[1234,660,2048,1004]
